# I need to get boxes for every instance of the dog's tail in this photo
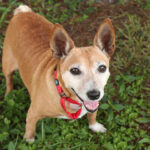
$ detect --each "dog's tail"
[14,5,32,15]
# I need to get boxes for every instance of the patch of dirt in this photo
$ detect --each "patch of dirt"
[1,0,149,47]
[140,123,150,135]
[63,0,150,46]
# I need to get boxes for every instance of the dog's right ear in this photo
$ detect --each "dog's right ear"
[50,24,74,58]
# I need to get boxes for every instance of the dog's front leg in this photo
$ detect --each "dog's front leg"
[87,111,107,133]
[24,105,40,142]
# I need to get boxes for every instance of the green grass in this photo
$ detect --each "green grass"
[0,0,150,150]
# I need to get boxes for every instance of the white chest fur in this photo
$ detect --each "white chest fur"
[57,105,87,119]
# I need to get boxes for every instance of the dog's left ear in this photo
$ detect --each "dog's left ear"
[94,18,115,58]
[50,24,74,58]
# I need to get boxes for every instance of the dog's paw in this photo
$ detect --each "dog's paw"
[24,135,35,142]
[89,122,107,133]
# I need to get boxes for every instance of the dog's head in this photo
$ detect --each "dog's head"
[50,19,115,113]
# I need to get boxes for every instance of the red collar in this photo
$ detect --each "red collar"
[54,67,82,119]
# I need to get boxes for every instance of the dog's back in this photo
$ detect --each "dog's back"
[2,5,54,92]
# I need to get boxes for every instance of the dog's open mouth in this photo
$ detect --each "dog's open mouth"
[83,100,99,113]
[71,88,99,113]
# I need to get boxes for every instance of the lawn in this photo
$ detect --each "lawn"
[0,0,150,150]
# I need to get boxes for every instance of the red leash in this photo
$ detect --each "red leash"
[54,68,82,119]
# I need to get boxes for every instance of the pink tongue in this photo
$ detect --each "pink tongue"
[84,101,99,110]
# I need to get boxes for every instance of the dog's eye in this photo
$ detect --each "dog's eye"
[98,65,106,73]
[70,68,81,75]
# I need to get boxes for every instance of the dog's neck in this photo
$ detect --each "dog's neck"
[54,64,82,118]
[56,64,72,98]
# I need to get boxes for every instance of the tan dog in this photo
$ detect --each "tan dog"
[2,5,115,142]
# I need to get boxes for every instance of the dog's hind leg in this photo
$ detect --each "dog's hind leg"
[87,112,107,133]
[2,44,18,96]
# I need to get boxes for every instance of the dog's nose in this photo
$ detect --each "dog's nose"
[87,90,100,100]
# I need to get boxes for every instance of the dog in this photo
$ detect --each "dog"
[2,5,115,142]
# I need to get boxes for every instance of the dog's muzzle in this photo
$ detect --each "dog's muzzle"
[87,89,100,100]
[71,88,99,113]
